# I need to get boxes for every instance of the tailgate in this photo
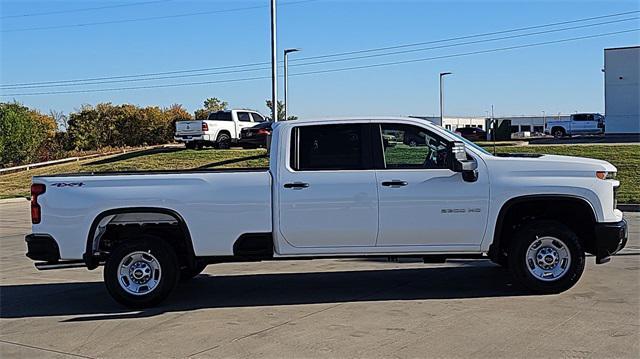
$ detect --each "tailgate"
[176,121,203,136]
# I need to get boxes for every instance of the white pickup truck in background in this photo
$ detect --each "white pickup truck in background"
[26,117,627,308]
[545,113,605,138]
[174,109,266,149]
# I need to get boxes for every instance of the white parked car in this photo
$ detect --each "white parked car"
[545,113,605,138]
[174,109,266,149]
[26,117,627,307]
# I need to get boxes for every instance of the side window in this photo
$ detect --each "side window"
[251,113,265,122]
[291,124,367,171]
[208,112,232,121]
[573,114,587,121]
[379,124,450,169]
[237,112,251,122]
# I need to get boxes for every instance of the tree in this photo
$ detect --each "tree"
[0,102,56,167]
[195,97,228,120]
[265,100,298,121]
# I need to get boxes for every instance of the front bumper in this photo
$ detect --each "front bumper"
[594,219,628,264]
[25,234,60,262]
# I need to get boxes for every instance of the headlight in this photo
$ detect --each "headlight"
[596,171,616,180]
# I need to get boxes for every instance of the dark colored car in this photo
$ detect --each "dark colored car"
[239,122,273,148]
[455,127,486,141]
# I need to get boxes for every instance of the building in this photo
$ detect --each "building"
[604,46,640,134]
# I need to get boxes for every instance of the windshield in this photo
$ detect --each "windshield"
[446,130,493,156]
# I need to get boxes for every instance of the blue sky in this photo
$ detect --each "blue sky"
[1,0,639,119]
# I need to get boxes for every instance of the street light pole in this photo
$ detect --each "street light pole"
[439,72,452,126]
[270,0,278,122]
[284,48,301,121]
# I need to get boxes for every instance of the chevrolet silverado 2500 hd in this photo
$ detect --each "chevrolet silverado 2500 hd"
[26,117,627,308]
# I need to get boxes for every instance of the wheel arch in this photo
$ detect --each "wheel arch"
[489,195,597,260]
[84,207,196,270]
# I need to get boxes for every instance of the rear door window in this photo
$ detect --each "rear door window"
[290,124,371,171]
[208,111,232,121]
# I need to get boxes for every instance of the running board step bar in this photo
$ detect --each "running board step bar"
[35,260,86,270]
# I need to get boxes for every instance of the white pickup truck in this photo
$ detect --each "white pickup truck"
[174,109,266,149]
[26,117,627,308]
[545,113,606,138]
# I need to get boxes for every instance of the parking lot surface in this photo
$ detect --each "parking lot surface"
[1,201,639,358]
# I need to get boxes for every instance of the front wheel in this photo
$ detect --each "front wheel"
[508,220,585,294]
[104,238,179,308]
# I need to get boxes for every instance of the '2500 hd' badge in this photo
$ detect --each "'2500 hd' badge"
[51,182,84,188]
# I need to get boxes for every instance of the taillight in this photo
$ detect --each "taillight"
[31,183,46,224]
[202,122,209,131]
[257,129,270,135]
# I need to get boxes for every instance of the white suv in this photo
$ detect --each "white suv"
[175,109,266,149]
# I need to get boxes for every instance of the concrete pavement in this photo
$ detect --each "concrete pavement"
[1,201,639,358]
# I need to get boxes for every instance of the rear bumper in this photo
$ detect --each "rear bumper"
[594,219,628,264]
[174,135,210,142]
[25,234,60,262]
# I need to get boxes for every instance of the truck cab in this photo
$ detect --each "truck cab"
[545,113,605,138]
[174,109,266,149]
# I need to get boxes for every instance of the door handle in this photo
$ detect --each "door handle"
[381,180,408,187]
[284,182,310,189]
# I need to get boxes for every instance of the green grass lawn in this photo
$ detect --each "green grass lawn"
[1,144,638,203]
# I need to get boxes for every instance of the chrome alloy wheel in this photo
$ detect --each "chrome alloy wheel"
[526,236,571,281]
[118,251,162,295]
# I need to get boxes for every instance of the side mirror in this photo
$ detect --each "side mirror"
[450,141,478,182]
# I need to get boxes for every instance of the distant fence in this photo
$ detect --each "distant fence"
[0,144,177,175]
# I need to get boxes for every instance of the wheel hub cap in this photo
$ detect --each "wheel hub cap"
[526,237,571,281]
[118,251,161,295]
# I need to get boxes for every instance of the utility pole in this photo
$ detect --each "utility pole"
[491,104,496,155]
[270,0,278,122]
[439,72,452,126]
[284,48,301,121]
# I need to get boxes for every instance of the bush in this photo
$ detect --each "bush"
[67,103,192,151]
[0,102,56,167]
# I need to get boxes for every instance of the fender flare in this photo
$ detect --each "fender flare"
[488,194,597,259]
[83,207,196,269]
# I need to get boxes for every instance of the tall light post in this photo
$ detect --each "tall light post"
[284,48,301,121]
[439,72,452,126]
[270,0,278,122]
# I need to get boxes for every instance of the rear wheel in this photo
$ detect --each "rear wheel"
[217,133,231,149]
[104,238,179,308]
[508,220,585,294]
[185,142,196,150]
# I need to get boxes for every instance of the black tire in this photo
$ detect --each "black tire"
[104,238,179,308]
[216,133,231,149]
[553,128,565,138]
[195,141,204,150]
[185,142,196,150]
[180,262,207,282]
[508,220,585,294]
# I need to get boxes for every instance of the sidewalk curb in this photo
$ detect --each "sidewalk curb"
[0,197,28,204]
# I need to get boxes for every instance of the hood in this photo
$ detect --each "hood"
[488,153,617,174]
